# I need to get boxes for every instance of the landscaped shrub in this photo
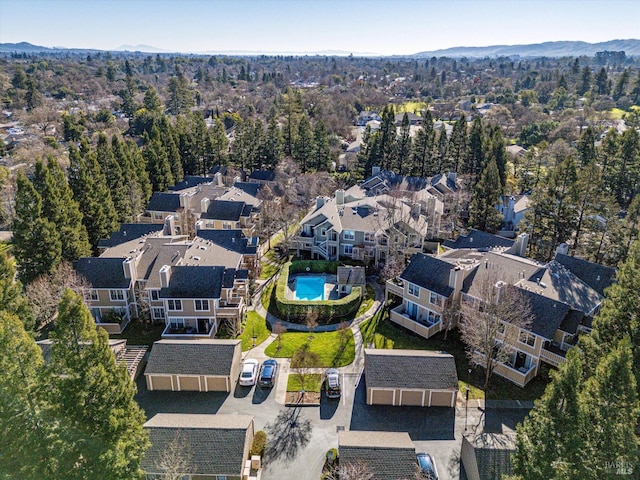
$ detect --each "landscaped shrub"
[275,261,362,322]
[250,430,267,457]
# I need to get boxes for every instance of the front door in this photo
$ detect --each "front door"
[197,318,208,334]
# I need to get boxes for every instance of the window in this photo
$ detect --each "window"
[222,222,232,230]
[429,291,442,306]
[364,232,375,243]
[84,290,98,301]
[195,299,209,311]
[408,283,420,297]
[427,311,441,324]
[152,308,165,320]
[497,322,506,335]
[167,299,182,311]
[320,228,327,237]
[519,331,536,347]
[153,212,163,220]
[150,290,159,301]
[343,244,353,255]
[109,290,125,301]
[343,230,355,241]
[169,318,185,328]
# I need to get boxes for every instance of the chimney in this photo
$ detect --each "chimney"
[179,192,190,209]
[159,265,171,288]
[233,175,242,184]
[372,166,381,176]
[164,215,175,236]
[448,265,465,292]
[515,232,529,257]
[447,171,457,184]
[335,189,345,206]
[122,257,136,280]
[201,197,210,213]
[316,196,326,210]
[214,172,223,186]
[555,242,569,257]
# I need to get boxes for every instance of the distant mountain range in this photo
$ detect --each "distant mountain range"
[2,39,640,58]
[413,39,640,58]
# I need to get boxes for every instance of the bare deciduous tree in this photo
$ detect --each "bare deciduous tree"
[305,308,319,339]
[324,460,375,480]
[272,322,286,353]
[459,268,533,390]
[26,261,91,330]
[291,349,320,394]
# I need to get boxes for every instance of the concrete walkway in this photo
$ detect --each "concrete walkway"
[243,274,387,405]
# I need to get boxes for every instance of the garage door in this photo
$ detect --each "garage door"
[178,376,200,391]
[206,376,228,392]
[430,391,454,407]
[370,389,394,405]
[149,375,172,391]
[400,390,423,406]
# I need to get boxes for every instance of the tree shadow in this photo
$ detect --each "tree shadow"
[483,406,530,433]
[263,405,313,464]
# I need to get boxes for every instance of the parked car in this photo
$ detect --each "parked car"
[325,368,341,398]
[239,359,259,386]
[258,359,278,388]
[416,453,438,480]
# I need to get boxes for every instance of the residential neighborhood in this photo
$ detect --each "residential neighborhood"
[1,6,639,478]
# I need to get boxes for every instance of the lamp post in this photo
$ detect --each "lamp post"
[465,368,472,431]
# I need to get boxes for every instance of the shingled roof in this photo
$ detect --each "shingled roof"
[443,229,514,250]
[400,253,455,297]
[168,175,211,192]
[196,229,258,255]
[146,192,181,212]
[338,431,416,480]
[554,253,616,297]
[98,223,165,248]
[75,257,130,289]
[337,266,366,285]
[145,340,240,376]
[365,349,458,391]
[142,413,252,477]
[201,200,248,221]
[159,265,225,299]
[248,169,276,182]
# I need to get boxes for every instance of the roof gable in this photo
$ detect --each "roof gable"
[554,253,616,297]
[159,265,224,298]
[75,257,130,289]
[202,200,246,221]
[400,253,455,297]
[443,229,514,250]
[146,192,181,212]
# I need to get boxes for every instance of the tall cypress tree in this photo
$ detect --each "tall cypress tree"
[126,139,152,205]
[33,158,91,262]
[0,251,35,330]
[210,117,230,168]
[448,116,467,172]
[464,116,485,181]
[46,289,149,478]
[468,158,503,233]
[293,116,314,173]
[96,133,131,223]
[263,116,282,170]
[143,130,174,192]
[313,120,330,172]
[395,112,412,175]
[12,173,62,284]
[112,135,144,220]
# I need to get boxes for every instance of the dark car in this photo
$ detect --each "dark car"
[258,359,278,388]
[325,368,341,398]
[416,453,438,480]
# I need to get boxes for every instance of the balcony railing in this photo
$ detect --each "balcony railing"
[493,361,538,387]
[540,347,567,367]
[385,279,404,297]
[389,306,442,339]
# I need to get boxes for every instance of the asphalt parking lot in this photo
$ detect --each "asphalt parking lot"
[136,367,530,480]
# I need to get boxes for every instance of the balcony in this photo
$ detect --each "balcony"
[217,297,245,317]
[385,279,404,297]
[389,305,442,340]
[493,361,538,387]
[162,320,216,339]
[540,343,568,367]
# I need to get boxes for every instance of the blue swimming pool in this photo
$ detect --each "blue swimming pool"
[295,276,325,301]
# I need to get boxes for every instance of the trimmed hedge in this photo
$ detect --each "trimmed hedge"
[275,261,362,322]
[250,430,267,457]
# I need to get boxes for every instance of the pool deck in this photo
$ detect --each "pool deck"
[285,273,339,301]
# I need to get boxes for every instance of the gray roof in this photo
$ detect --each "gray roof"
[146,192,181,212]
[400,253,455,297]
[159,266,225,299]
[196,229,258,255]
[233,181,263,197]
[443,229,514,250]
[145,340,240,376]
[142,413,252,477]
[339,431,416,480]
[98,223,165,248]
[248,170,276,182]
[554,253,616,297]
[518,288,571,338]
[202,200,248,221]
[168,176,211,192]
[75,257,130,289]
[337,266,366,285]
[466,433,515,480]
[365,349,458,391]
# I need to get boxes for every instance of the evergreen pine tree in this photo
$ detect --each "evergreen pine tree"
[126,139,153,205]
[395,113,412,175]
[210,117,230,168]
[12,173,62,284]
[96,133,131,223]
[448,116,468,172]
[112,136,144,220]
[0,251,35,330]
[293,116,314,173]
[144,130,174,192]
[468,158,503,233]
[46,289,149,478]
[435,127,449,172]
[486,125,508,189]
[464,116,485,180]
[263,116,282,170]
[312,120,331,172]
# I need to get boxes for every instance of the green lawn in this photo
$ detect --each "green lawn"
[259,261,280,280]
[287,373,322,392]
[112,320,164,347]
[354,285,376,317]
[360,308,551,401]
[261,281,276,313]
[239,311,271,351]
[265,330,355,367]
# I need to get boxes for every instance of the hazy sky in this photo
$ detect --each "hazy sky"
[1,0,639,55]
